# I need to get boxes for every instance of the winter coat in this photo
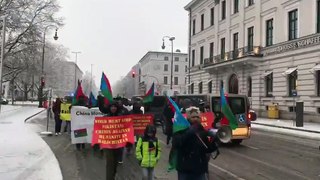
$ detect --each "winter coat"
[135,136,161,168]
[163,105,174,135]
[172,123,218,174]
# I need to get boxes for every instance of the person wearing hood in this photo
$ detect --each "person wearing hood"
[136,124,161,180]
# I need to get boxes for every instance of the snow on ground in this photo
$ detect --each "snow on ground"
[252,123,320,140]
[0,106,62,180]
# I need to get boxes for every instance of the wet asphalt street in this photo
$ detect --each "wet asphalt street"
[27,112,320,180]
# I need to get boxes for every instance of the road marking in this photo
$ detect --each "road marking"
[225,149,310,180]
[243,145,259,150]
[158,138,245,180]
[208,162,246,180]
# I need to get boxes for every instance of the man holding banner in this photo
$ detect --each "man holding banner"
[93,101,134,180]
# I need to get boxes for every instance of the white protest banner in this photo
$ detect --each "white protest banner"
[71,106,104,144]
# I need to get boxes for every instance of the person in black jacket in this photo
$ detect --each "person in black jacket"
[52,98,62,136]
[163,99,174,145]
[172,106,218,180]
[97,96,125,180]
[126,101,143,155]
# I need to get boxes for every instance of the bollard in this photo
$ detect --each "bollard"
[296,101,303,127]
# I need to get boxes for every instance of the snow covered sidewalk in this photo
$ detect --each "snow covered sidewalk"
[0,106,62,180]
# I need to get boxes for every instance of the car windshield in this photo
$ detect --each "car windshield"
[211,97,246,114]
[176,95,206,109]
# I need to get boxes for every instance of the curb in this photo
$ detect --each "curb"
[251,122,320,134]
[24,109,46,123]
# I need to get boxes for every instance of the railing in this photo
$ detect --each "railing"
[203,46,262,66]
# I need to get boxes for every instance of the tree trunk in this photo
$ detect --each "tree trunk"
[24,83,28,101]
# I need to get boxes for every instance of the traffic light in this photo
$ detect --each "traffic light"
[132,71,135,78]
[41,76,45,87]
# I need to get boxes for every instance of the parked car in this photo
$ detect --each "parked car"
[0,97,9,105]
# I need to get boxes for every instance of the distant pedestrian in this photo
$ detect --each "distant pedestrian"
[73,95,88,151]
[136,125,161,180]
[163,99,174,145]
[127,101,143,154]
[52,98,62,136]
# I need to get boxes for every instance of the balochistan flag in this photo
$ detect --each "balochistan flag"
[88,92,97,107]
[74,128,88,138]
[166,96,190,171]
[72,80,87,105]
[100,72,113,105]
[220,87,238,130]
[143,83,155,104]
[167,96,190,133]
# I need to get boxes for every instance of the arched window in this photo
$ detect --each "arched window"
[229,74,239,94]
[198,82,203,94]
[208,81,212,93]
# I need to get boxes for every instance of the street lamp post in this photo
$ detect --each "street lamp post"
[72,51,81,90]
[161,36,175,90]
[38,25,58,108]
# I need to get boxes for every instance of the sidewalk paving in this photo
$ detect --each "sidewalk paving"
[251,117,320,140]
[0,106,62,180]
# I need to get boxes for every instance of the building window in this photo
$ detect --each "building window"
[185,58,188,62]
[191,83,194,94]
[266,73,273,97]
[317,0,320,33]
[317,70,320,96]
[233,33,238,58]
[248,0,254,6]
[192,19,196,35]
[201,14,204,31]
[209,42,214,58]
[199,82,203,94]
[288,70,298,97]
[220,38,225,59]
[248,77,252,97]
[208,81,212,93]
[248,26,254,51]
[174,65,179,72]
[164,76,168,84]
[234,0,239,14]
[210,7,214,26]
[192,50,195,66]
[174,57,179,61]
[185,65,188,72]
[164,56,169,61]
[164,64,168,71]
[200,46,204,64]
[174,77,178,85]
[266,19,273,47]
[288,9,298,40]
[221,0,226,20]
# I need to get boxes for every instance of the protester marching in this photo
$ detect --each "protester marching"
[47,71,238,180]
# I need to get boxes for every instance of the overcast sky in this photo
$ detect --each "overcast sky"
[56,0,191,87]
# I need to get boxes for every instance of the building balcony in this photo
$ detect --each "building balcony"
[203,46,263,71]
